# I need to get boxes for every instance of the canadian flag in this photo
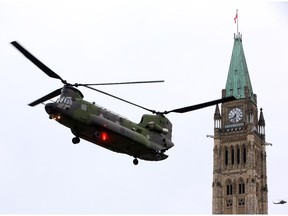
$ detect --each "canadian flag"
[234,10,238,23]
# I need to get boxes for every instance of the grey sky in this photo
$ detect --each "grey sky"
[1,0,288,214]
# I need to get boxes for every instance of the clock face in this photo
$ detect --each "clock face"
[229,107,243,123]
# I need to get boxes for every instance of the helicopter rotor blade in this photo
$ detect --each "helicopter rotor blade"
[10,41,66,83]
[10,41,165,88]
[77,80,164,86]
[28,88,62,107]
[83,85,156,113]
[163,96,236,114]
[12,41,232,113]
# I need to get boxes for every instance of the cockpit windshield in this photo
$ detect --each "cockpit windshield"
[56,97,72,104]
[56,97,73,109]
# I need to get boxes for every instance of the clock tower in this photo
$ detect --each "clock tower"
[212,33,268,214]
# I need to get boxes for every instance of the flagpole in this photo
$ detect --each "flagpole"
[236,9,239,35]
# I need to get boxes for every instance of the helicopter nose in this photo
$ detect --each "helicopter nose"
[164,139,174,149]
[45,103,55,114]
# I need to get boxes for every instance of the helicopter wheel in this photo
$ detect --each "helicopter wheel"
[72,137,80,144]
[133,158,139,165]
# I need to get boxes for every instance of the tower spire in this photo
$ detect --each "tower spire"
[224,33,256,103]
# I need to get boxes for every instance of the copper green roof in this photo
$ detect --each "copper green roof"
[225,33,256,103]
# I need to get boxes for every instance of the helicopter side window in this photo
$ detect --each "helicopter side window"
[81,104,87,111]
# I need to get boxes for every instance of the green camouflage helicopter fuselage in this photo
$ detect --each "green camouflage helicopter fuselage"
[45,86,174,164]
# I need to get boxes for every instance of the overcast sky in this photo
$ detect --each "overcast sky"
[1,0,288,214]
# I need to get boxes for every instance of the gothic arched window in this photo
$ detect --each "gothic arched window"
[238,179,245,194]
[231,146,235,165]
[242,145,247,164]
[226,180,233,195]
[225,147,229,166]
[237,146,240,164]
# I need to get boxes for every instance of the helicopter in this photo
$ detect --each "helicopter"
[11,41,236,165]
[273,200,287,204]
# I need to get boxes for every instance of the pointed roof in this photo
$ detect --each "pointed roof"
[225,33,256,103]
[214,104,221,119]
[258,108,265,126]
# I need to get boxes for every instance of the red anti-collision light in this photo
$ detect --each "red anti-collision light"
[101,132,108,141]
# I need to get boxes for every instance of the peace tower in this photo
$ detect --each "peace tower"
[212,33,268,214]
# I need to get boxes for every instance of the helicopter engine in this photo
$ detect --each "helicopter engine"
[146,121,169,134]
[139,114,172,140]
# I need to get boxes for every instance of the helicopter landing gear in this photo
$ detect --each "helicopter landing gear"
[72,136,80,144]
[133,158,139,165]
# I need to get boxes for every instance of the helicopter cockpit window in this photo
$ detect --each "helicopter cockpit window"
[60,97,65,103]
[64,97,72,106]
[57,97,72,110]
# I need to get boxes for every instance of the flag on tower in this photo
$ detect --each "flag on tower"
[234,9,238,23]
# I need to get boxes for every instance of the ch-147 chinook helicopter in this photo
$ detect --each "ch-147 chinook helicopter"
[273,200,287,205]
[11,41,236,165]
